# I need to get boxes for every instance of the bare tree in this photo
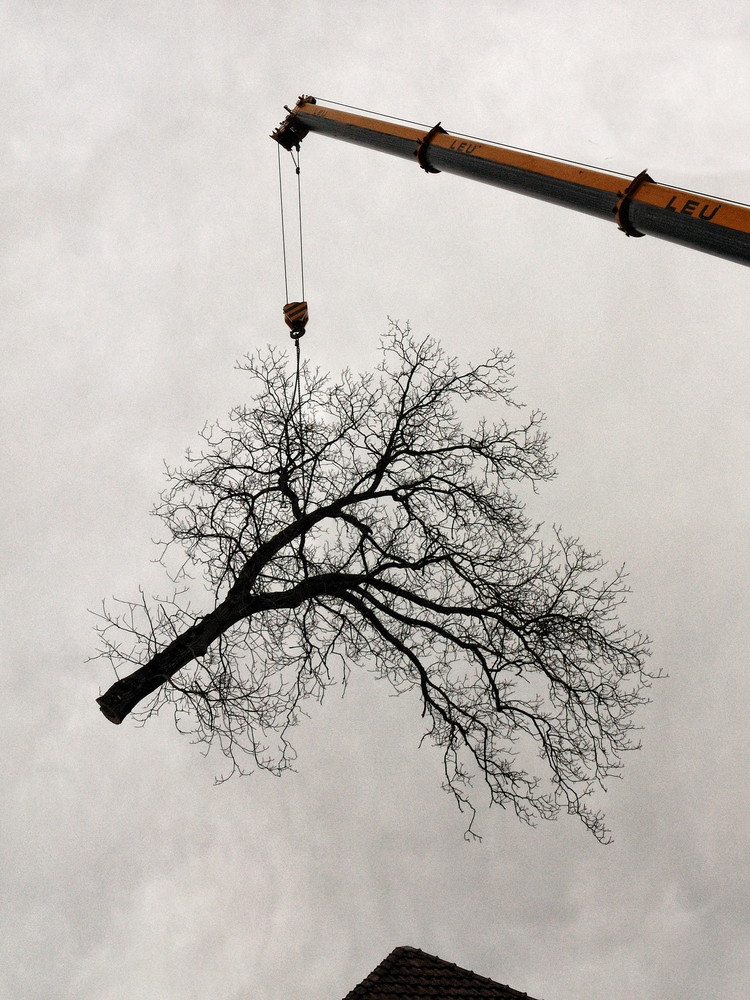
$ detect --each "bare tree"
[94,322,652,840]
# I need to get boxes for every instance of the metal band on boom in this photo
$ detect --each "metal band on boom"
[416,122,447,173]
[614,169,653,238]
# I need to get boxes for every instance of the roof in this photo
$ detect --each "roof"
[341,946,543,1000]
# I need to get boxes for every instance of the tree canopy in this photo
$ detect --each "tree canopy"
[94,323,652,840]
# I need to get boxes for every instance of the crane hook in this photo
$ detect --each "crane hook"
[283,300,308,339]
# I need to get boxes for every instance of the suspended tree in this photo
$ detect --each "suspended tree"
[94,323,652,840]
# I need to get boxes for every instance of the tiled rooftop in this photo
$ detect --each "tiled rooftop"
[341,946,542,1000]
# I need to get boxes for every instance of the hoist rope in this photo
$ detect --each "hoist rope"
[290,335,302,416]
[292,334,308,516]
[276,143,290,304]
[277,144,308,307]
[290,147,306,301]
[276,143,308,509]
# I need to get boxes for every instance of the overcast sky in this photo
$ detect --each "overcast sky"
[2,2,750,999]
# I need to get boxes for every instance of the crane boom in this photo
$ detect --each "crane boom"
[273,97,750,267]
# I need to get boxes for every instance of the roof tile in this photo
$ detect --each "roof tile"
[342,946,543,1000]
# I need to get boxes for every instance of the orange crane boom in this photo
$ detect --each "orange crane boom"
[273,96,750,267]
